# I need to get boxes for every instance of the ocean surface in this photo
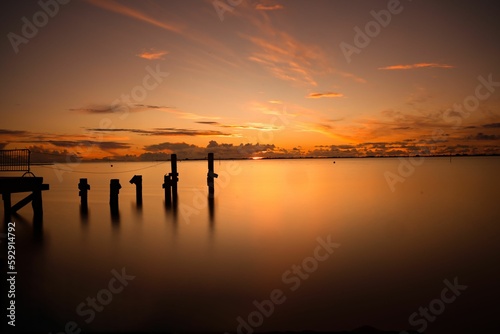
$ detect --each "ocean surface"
[1,157,500,333]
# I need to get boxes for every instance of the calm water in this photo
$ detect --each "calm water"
[2,157,500,333]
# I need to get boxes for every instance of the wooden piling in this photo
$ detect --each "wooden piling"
[78,178,90,209]
[207,153,218,199]
[109,179,121,212]
[129,175,143,205]
[2,193,11,220]
[170,154,178,203]
[32,188,43,218]
[162,174,172,206]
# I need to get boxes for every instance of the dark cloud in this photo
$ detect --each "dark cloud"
[72,104,173,114]
[134,104,172,109]
[27,145,80,163]
[196,121,221,125]
[198,121,280,131]
[87,127,233,137]
[141,141,277,159]
[70,105,121,114]
[468,133,499,141]
[33,140,131,150]
[308,144,360,157]
[0,129,28,135]
[483,123,500,128]
[144,142,198,152]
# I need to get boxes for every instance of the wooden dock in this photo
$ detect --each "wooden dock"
[1,177,49,220]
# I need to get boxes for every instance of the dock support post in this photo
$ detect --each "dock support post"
[207,153,218,199]
[109,179,121,212]
[129,175,143,206]
[163,174,172,206]
[32,188,43,218]
[170,154,178,204]
[78,178,90,210]
[2,193,11,220]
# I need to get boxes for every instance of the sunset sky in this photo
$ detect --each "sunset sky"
[1,0,499,160]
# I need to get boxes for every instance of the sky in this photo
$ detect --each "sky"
[1,0,499,160]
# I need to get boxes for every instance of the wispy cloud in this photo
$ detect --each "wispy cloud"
[87,0,238,68]
[142,141,278,159]
[70,105,124,114]
[378,63,455,70]
[307,92,344,99]
[483,122,500,128]
[70,104,168,114]
[86,0,183,34]
[196,121,282,131]
[71,104,219,121]
[0,129,28,135]
[137,49,169,60]
[86,127,234,137]
[245,33,321,86]
[37,140,131,150]
[338,71,367,84]
[255,4,284,11]
[134,104,172,109]
[466,133,500,141]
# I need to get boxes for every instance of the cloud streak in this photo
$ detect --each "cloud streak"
[86,0,183,34]
[378,63,455,70]
[87,127,234,137]
[137,49,169,60]
[307,92,344,99]
[255,4,284,11]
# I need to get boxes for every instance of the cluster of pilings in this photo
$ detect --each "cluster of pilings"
[77,153,218,212]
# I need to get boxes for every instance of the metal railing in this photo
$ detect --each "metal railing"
[0,149,32,175]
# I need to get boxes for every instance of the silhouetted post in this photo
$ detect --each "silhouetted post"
[3,193,11,220]
[170,154,178,203]
[207,153,218,199]
[78,178,90,209]
[129,175,143,205]
[163,174,172,206]
[32,181,43,219]
[109,179,121,212]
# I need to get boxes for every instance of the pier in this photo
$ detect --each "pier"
[1,177,49,220]
[1,149,50,220]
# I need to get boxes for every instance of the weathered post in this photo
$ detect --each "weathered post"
[2,193,11,220]
[207,153,218,199]
[32,178,43,219]
[170,154,178,203]
[109,179,121,212]
[162,174,172,206]
[78,178,90,209]
[129,175,143,205]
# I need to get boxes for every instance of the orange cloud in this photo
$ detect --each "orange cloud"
[255,4,284,11]
[378,63,455,70]
[245,33,324,86]
[137,49,169,60]
[307,92,344,99]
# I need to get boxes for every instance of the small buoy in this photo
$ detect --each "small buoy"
[333,161,336,164]
[111,164,113,167]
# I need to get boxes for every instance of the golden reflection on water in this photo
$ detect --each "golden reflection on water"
[2,157,499,332]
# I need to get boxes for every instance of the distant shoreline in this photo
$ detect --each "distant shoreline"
[59,153,500,163]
